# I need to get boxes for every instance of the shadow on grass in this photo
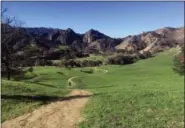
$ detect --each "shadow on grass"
[87,85,116,89]
[26,81,57,88]
[33,82,57,88]
[80,70,94,74]
[13,73,38,81]
[56,71,66,76]
[1,94,94,103]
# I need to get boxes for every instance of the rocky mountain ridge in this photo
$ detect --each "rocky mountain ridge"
[25,26,184,54]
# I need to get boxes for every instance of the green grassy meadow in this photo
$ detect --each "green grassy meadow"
[1,49,184,128]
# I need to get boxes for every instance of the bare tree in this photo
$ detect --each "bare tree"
[1,9,26,79]
[2,8,7,15]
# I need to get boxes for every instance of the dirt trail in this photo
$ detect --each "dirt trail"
[68,76,79,86]
[2,89,92,128]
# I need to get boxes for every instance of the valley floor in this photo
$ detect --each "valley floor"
[1,48,184,128]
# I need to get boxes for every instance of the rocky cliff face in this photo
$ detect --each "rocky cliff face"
[25,27,122,53]
[116,27,184,54]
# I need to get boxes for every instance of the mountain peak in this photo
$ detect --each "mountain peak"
[86,29,101,34]
[66,28,74,32]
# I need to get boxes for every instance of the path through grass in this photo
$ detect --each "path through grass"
[2,49,184,128]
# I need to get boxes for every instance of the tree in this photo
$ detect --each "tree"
[108,54,138,65]
[173,45,184,75]
[1,9,28,79]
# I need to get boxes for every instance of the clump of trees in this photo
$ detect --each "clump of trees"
[107,51,153,65]
[34,59,53,66]
[108,53,139,65]
[173,45,184,75]
[63,59,103,68]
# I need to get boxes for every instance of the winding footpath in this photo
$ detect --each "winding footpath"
[2,77,92,128]
[2,69,108,128]
[67,76,80,87]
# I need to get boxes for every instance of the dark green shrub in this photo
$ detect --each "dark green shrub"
[108,54,138,65]
[35,59,53,66]
[173,45,184,75]
[28,67,33,72]
[80,68,94,74]
[64,59,103,68]
[139,51,152,59]
[67,66,71,70]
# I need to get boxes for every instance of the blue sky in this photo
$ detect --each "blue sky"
[2,2,184,38]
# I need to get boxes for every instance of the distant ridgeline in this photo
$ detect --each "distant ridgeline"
[2,24,184,68]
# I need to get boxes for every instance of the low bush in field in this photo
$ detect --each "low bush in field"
[80,68,94,74]
[138,51,153,59]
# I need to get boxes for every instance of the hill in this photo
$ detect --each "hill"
[116,27,184,54]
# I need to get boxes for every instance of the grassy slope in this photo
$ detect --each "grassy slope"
[76,50,184,128]
[2,49,184,127]
[1,67,82,122]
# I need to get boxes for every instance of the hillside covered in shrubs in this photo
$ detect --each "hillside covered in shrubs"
[1,11,184,79]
